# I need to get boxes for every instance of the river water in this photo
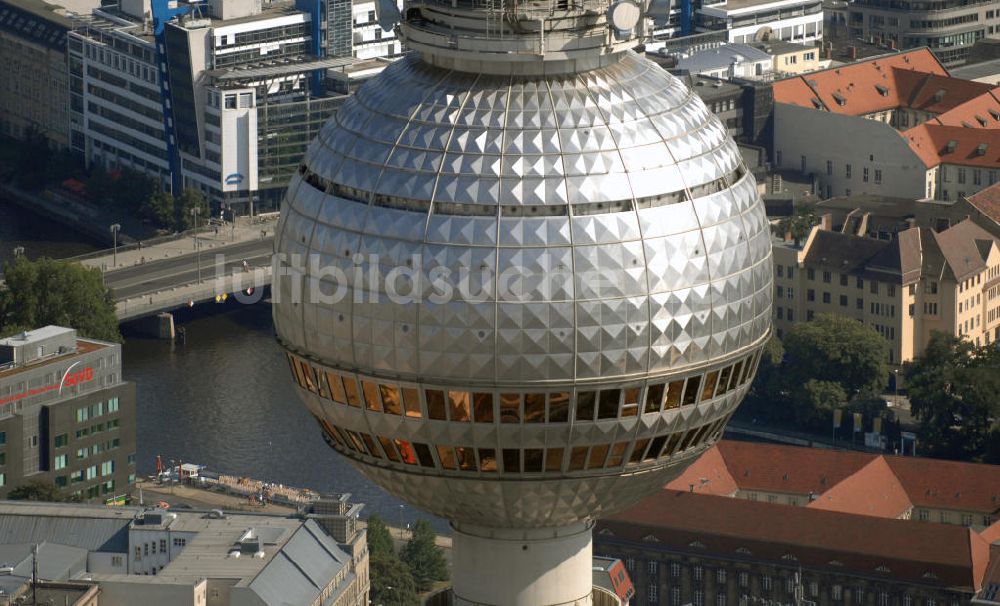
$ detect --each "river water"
[2,197,435,528]
[122,303,434,528]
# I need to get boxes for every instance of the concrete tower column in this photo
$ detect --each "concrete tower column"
[451,521,595,606]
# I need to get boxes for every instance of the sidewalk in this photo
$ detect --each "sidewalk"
[80,218,278,272]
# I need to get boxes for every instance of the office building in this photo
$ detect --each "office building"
[0,0,74,148]
[594,441,1000,606]
[773,48,1000,202]
[845,0,1000,67]
[771,217,1000,364]
[696,0,824,45]
[0,496,369,605]
[0,326,135,502]
[67,0,398,214]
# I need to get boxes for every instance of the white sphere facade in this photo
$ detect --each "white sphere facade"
[274,51,773,528]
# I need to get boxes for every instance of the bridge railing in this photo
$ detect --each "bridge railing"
[63,226,219,263]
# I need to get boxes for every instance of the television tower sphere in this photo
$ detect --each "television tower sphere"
[273,0,773,602]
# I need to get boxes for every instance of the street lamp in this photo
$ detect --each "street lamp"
[190,207,202,282]
[110,223,121,268]
[893,368,899,409]
[12,246,24,258]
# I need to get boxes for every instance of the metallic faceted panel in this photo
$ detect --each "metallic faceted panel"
[274,47,773,528]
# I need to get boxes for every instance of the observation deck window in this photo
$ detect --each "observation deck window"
[503,449,521,473]
[548,392,570,422]
[645,384,664,414]
[598,389,621,419]
[448,391,472,422]
[402,387,422,418]
[380,385,403,415]
[576,391,596,421]
[524,448,544,472]
[545,448,564,472]
[426,389,447,420]
[568,446,588,471]
[362,381,381,412]
[479,448,498,472]
[501,393,522,422]
[473,392,495,422]
[524,394,546,423]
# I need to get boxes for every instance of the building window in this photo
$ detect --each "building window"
[671,562,681,578]
[874,169,882,184]
[695,590,705,606]
[649,560,659,575]
[807,269,815,281]
[717,569,727,584]
[846,164,852,178]
[108,397,120,413]
[855,588,865,605]
[826,160,833,176]
[739,572,749,588]
[649,584,659,604]
[54,434,69,448]
[762,575,772,591]
[54,454,67,470]
[823,271,831,283]
[840,295,848,307]
[870,281,879,295]
[807,289,815,302]
[877,592,888,606]
[863,167,870,182]
[833,585,843,601]
[672,588,682,605]
[717,594,727,606]
[694,566,703,581]
[823,292,831,304]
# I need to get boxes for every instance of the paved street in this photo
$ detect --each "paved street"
[105,238,273,300]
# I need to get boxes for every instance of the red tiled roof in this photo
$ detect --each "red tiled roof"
[807,457,913,519]
[967,181,1000,224]
[904,123,1000,169]
[600,490,990,590]
[666,444,739,496]
[899,72,996,115]
[773,49,949,114]
[982,520,1000,545]
[715,441,872,496]
[926,89,1000,129]
[885,455,1000,515]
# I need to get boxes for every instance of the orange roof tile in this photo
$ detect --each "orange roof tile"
[715,441,872,496]
[885,455,1000,515]
[807,457,913,519]
[665,444,739,496]
[904,123,1000,168]
[898,72,996,115]
[967,181,1000,224]
[600,491,987,590]
[982,520,1000,545]
[927,88,1000,129]
[773,49,949,115]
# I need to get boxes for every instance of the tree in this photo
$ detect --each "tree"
[797,379,848,427]
[771,201,818,246]
[8,479,79,502]
[370,553,419,606]
[0,257,121,342]
[367,514,395,559]
[399,520,449,592]
[904,332,1000,461]
[366,514,420,604]
[141,186,175,228]
[784,314,888,399]
[175,187,206,231]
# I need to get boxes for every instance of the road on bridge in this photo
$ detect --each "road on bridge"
[106,239,274,300]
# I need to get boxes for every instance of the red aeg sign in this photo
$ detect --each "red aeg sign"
[0,366,95,406]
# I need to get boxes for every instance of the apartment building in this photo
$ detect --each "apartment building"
[595,440,1000,606]
[846,0,1000,66]
[695,0,824,45]
[0,326,136,502]
[773,48,1000,202]
[0,0,74,147]
[771,217,1000,365]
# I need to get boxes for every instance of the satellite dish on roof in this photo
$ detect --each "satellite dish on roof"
[376,0,401,32]
[607,0,641,36]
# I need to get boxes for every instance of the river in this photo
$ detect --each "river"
[122,303,436,528]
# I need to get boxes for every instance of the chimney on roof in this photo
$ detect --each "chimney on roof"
[821,213,833,231]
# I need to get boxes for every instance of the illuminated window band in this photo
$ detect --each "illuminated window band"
[312,411,732,474]
[286,348,760,474]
